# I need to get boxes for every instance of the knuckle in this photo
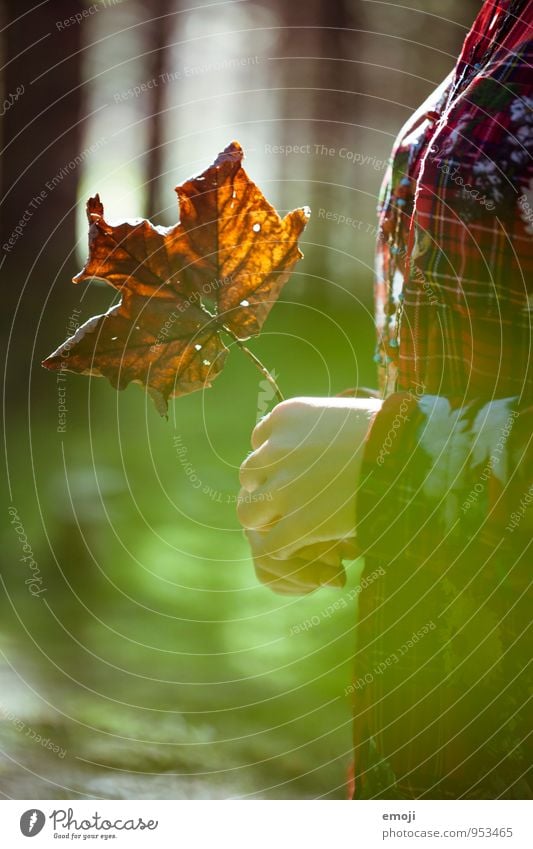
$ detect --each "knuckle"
[238,460,252,486]
[276,397,306,415]
[252,416,269,437]
[236,494,253,526]
[271,398,300,422]
[268,404,284,426]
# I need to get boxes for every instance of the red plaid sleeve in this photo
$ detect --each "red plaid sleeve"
[375,1,533,400]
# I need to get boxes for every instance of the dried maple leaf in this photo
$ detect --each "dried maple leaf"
[42,141,310,414]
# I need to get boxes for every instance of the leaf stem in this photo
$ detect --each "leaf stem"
[222,325,284,404]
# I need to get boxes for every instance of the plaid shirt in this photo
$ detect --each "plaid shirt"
[352,0,533,799]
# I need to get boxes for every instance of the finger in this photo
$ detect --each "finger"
[254,563,317,596]
[289,557,346,588]
[236,487,279,530]
[287,538,359,565]
[247,531,346,589]
[252,513,318,562]
[249,530,322,588]
[294,541,346,568]
[338,538,360,560]
[319,562,347,588]
[255,556,346,591]
[251,413,273,450]
[239,441,279,491]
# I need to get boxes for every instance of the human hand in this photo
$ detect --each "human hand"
[238,396,381,592]
[244,530,356,595]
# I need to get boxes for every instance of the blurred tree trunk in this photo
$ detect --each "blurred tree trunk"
[144,0,174,223]
[311,0,359,308]
[313,0,354,128]
[0,0,84,400]
[275,0,357,309]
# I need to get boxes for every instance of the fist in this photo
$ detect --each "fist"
[238,396,381,593]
